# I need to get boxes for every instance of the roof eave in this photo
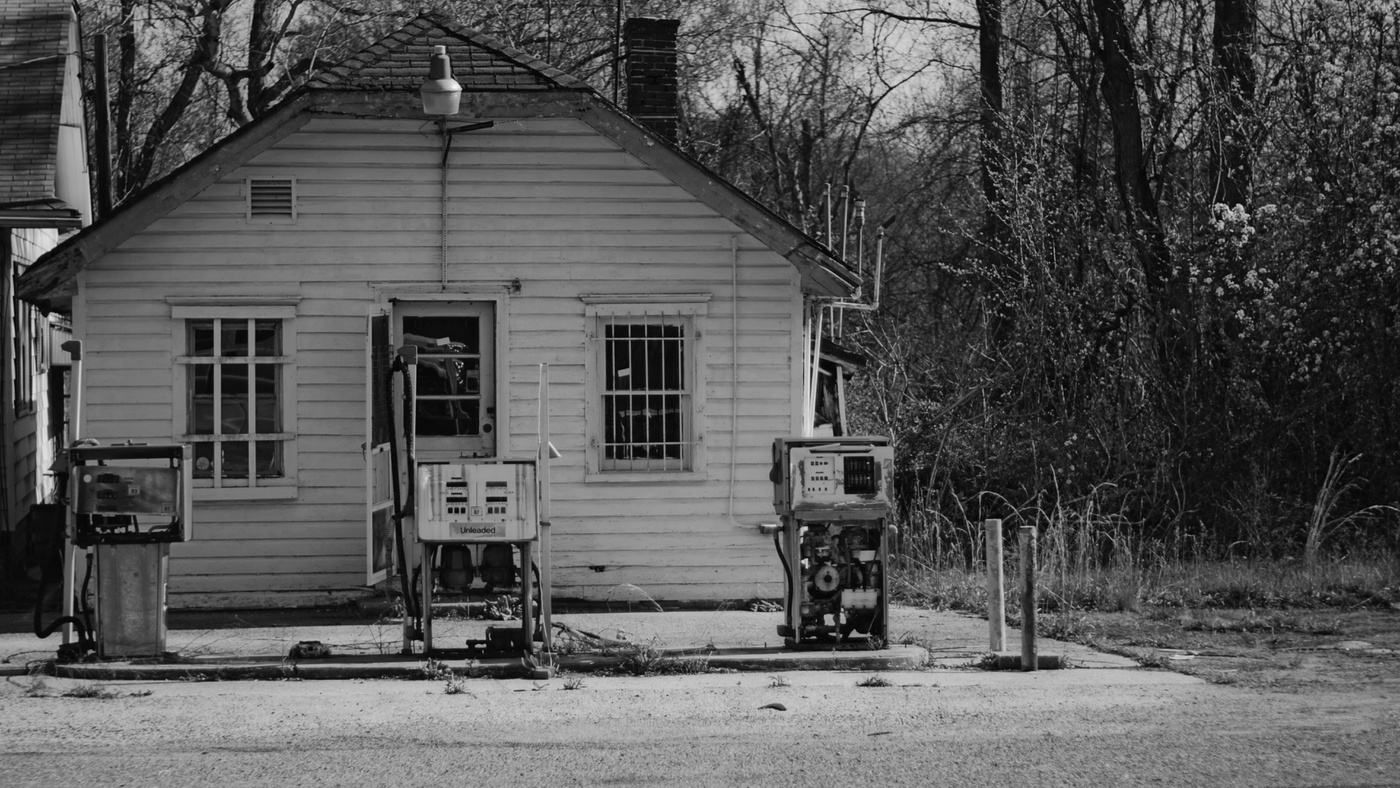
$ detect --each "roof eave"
[16,92,316,311]
[0,201,83,230]
[565,94,860,298]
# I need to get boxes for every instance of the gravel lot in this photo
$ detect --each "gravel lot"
[2,605,1397,787]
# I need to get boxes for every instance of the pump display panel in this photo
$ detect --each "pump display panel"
[415,461,538,542]
[68,444,193,544]
[773,438,894,517]
[74,467,181,516]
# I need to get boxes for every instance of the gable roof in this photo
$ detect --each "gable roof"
[307,15,585,94]
[17,14,858,310]
[0,0,80,225]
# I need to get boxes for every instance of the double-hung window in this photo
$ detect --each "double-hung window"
[584,296,708,480]
[171,300,298,499]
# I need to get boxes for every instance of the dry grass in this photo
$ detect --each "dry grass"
[612,641,711,676]
[61,683,122,699]
[892,484,1399,616]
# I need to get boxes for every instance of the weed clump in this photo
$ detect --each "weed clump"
[856,673,893,687]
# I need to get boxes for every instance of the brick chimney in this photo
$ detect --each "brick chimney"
[624,18,680,142]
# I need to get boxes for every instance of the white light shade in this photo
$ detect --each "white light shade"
[420,45,462,116]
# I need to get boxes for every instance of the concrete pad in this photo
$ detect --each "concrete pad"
[0,604,1141,680]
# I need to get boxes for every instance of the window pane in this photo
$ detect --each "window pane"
[403,316,478,353]
[604,333,619,392]
[254,363,279,432]
[189,322,215,357]
[223,442,249,479]
[222,320,250,357]
[667,330,685,390]
[254,321,280,357]
[193,442,214,478]
[221,365,249,435]
[256,440,283,477]
[191,363,214,435]
[220,363,249,396]
[416,397,479,437]
[659,393,682,456]
[255,397,279,433]
[603,393,619,451]
[416,357,478,396]
[460,358,480,394]
[631,335,649,392]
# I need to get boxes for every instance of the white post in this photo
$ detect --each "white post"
[804,304,824,436]
[60,340,83,645]
[538,363,553,653]
[985,519,1005,652]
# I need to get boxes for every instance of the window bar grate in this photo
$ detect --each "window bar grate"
[607,313,616,468]
[213,319,223,487]
[660,310,668,471]
[647,309,656,471]
[244,318,257,489]
[599,311,691,471]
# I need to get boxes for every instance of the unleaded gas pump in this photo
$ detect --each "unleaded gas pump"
[415,459,542,657]
[384,344,553,673]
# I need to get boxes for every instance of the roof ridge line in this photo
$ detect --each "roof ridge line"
[432,20,584,90]
[309,14,584,92]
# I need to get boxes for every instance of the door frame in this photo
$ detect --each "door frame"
[378,291,511,459]
[393,300,498,460]
[365,291,510,586]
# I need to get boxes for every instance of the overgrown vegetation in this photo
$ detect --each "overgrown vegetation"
[61,683,124,700]
[838,0,1400,569]
[20,675,152,699]
[422,658,470,695]
[893,524,1400,617]
[612,641,711,676]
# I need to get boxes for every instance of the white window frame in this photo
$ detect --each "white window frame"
[170,299,299,500]
[583,295,709,483]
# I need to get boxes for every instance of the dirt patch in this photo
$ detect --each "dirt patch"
[1054,605,1400,692]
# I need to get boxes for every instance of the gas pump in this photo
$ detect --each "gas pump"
[32,339,193,661]
[68,443,193,658]
[384,344,553,667]
[771,437,894,649]
[415,459,542,657]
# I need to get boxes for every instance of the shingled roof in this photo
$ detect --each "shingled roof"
[0,0,73,210]
[308,14,585,94]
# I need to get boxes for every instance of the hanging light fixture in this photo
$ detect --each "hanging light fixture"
[420,45,462,116]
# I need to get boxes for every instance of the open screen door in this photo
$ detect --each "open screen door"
[365,311,395,585]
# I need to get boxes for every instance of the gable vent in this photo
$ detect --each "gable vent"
[247,178,296,223]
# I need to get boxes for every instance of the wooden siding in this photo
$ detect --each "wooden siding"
[76,117,801,607]
[4,228,59,542]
